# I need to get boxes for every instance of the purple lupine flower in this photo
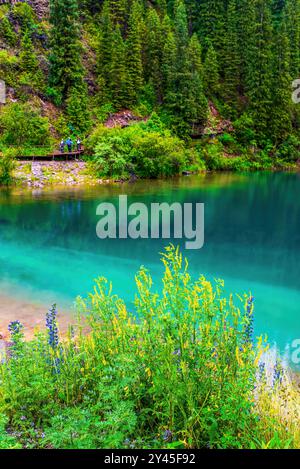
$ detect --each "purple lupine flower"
[46,304,59,349]
[163,430,173,442]
[8,321,24,336]
[243,296,255,345]
[258,361,266,380]
[273,359,282,387]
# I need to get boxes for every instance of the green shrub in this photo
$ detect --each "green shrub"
[275,135,300,162]
[130,131,186,178]
[0,16,17,46]
[88,118,188,179]
[0,148,17,185]
[0,246,294,449]
[0,103,51,147]
[93,137,130,178]
[11,3,37,31]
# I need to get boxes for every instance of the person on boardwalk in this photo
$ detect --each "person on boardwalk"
[66,138,73,153]
[59,139,65,153]
[76,137,82,152]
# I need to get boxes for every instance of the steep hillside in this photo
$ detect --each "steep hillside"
[0,0,300,179]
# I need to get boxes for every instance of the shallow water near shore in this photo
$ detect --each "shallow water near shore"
[0,172,299,354]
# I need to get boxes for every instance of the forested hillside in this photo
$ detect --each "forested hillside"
[1,0,300,176]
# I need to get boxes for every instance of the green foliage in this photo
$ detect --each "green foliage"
[49,0,85,103]
[11,3,37,30]
[0,16,17,46]
[66,87,92,134]
[0,246,293,449]
[0,415,21,449]
[0,103,51,147]
[203,44,220,98]
[0,148,17,186]
[0,0,300,163]
[89,118,187,179]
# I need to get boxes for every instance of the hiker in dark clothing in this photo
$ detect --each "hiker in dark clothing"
[76,137,82,152]
[66,138,73,153]
[59,139,65,153]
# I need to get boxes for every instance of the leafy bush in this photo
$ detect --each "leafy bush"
[275,135,300,162]
[0,148,17,185]
[0,246,296,449]
[130,131,186,178]
[234,113,256,147]
[0,16,17,46]
[11,3,37,31]
[0,103,51,147]
[93,137,130,178]
[88,117,188,179]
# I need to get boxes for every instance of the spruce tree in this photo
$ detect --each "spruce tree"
[125,0,144,105]
[198,0,227,64]
[203,43,220,98]
[145,8,163,102]
[108,0,128,31]
[163,1,207,133]
[223,0,240,115]
[270,18,292,142]
[109,26,127,108]
[247,0,274,140]
[98,0,114,101]
[236,0,256,96]
[49,0,85,103]
[20,31,39,73]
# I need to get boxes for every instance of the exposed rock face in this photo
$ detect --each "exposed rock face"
[29,0,49,18]
[11,0,49,18]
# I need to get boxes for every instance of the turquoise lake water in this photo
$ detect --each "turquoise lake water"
[0,172,299,350]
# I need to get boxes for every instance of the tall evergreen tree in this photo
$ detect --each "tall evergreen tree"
[108,0,128,31]
[98,0,114,101]
[223,0,240,114]
[125,0,144,105]
[203,43,220,98]
[236,0,256,96]
[145,8,163,101]
[270,17,292,141]
[247,0,274,139]
[197,0,227,64]
[20,31,39,73]
[49,0,85,103]
[109,26,128,108]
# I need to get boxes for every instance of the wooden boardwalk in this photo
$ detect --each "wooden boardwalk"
[16,149,85,162]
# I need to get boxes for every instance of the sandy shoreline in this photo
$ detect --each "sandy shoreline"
[0,294,74,340]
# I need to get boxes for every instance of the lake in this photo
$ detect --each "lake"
[0,172,299,352]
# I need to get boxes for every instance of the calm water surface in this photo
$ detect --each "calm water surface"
[0,172,299,350]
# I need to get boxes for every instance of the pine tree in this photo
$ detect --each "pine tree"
[223,0,240,115]
[203,43,220,98]
[247,0,274,140]
[125,0,144,105]
[187,34,208,128]
[145,7,163,101]
[109,26,128,108]
[98,0,114,101]
[198,0,227,64]
[162,29,177,101]
[20,31,39,73]
[108,0,128,31]
[163,1,207,133]
[236,0,256,96]
[49,0,85,103]
[270,17,292,142]
[283,0,300,80]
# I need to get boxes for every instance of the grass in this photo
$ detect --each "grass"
[0,245,298,449]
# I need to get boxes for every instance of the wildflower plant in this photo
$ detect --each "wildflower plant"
[0,246,298,449]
